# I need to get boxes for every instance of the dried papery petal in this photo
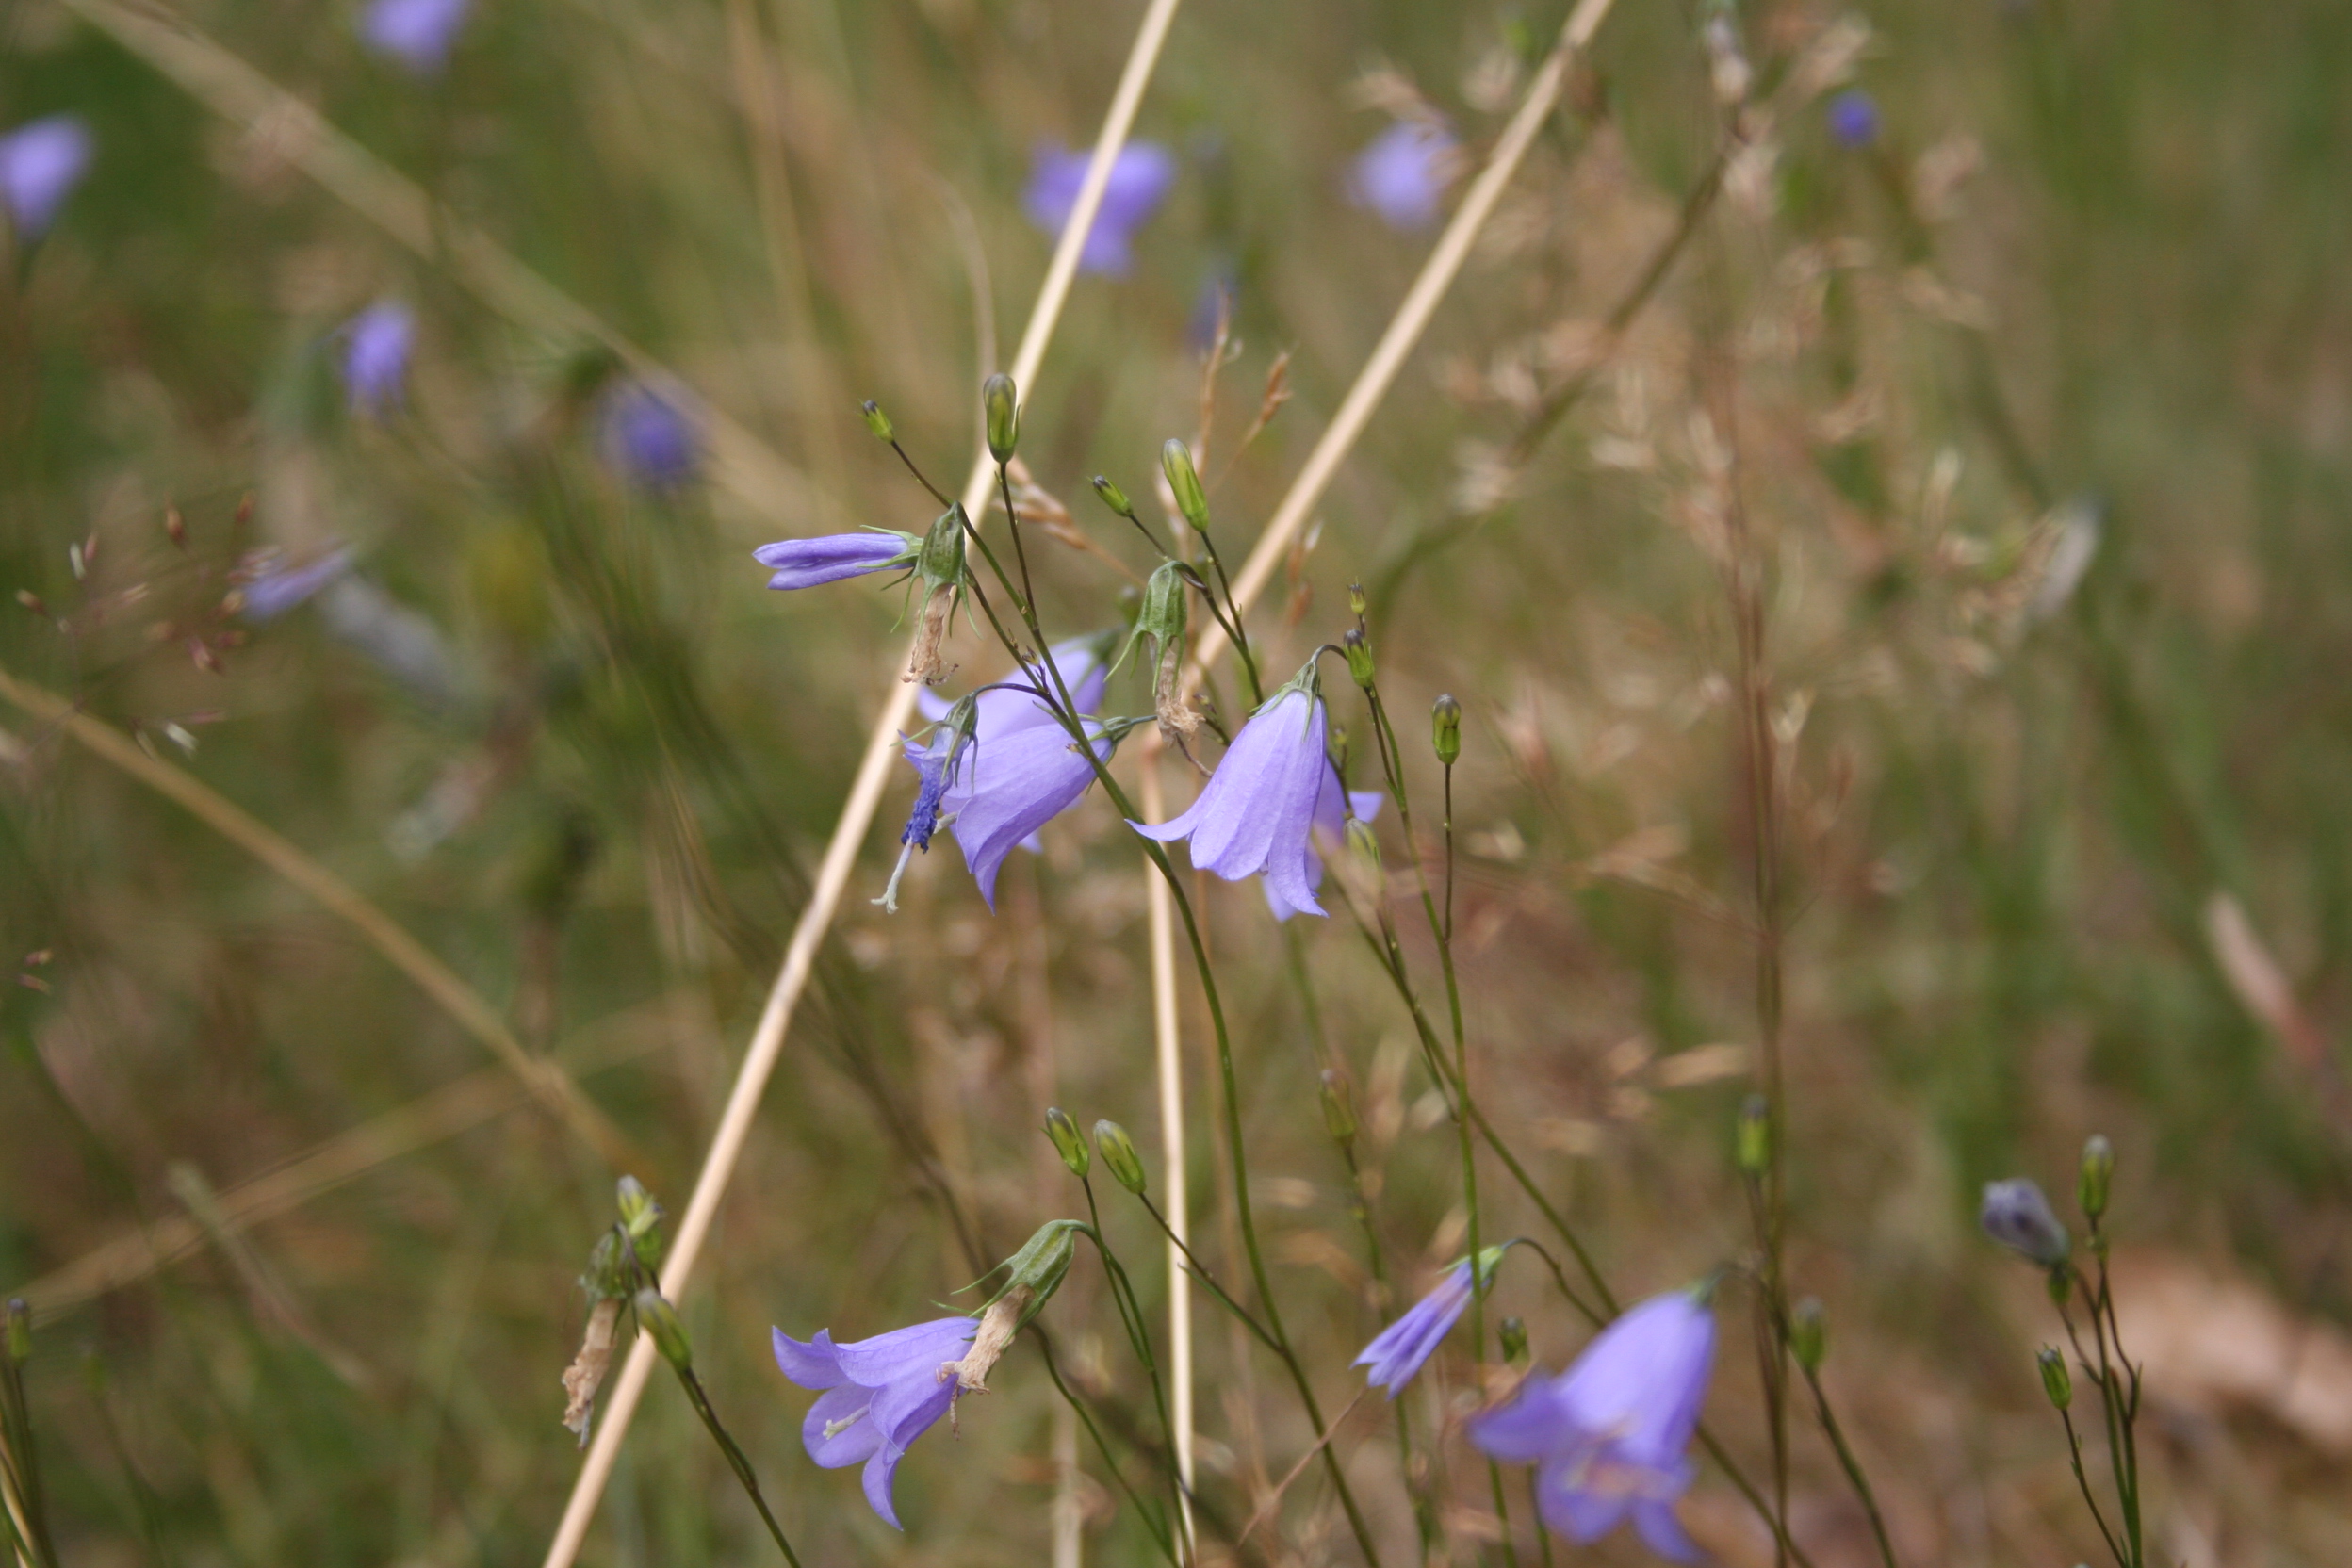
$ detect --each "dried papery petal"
[561,1298,622,1446]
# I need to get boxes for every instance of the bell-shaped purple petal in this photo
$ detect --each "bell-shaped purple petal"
[827,1317,974,1385]
[1022,141,1177,276]
[340,300,415,416]
[600,381,700,490]
[1135,688,1330,917]
[801,1384,885,1467]
[754,531,919,592]
[238,547,355,622]
[0,115,93,238]
[363,0,472,74]
[776,1315,974,1529]
[1349,119,1456,232]
[772,1327,846,1389]
[915,640,1110,733]
[1632,1497,1705,1563]
[1353,1262,1472,1396]
[924,719,1112,910]
[1265,778,1383,922]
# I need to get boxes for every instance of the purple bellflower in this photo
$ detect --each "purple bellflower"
[1021,141,1178,276]
[1348,119,1457,232]
[600,380,700,490]
[1980,1177,2069,1267]
[774,1317,975,1529]
[1355,1262,1473,1397]
[237,546,355,622]
[362,0,472,74]
[913,638,1111,740]
[340,300,416,416]
[753,531,922,591]
[1134,667,1333,918]
[0,115,93,238]
[1265,763,1383,922]
[1468,1289,1717,1562]
[1827,90,1881,149]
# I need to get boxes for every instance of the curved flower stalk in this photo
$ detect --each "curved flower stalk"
[1469,1289,1716,1562]
[1133,662,1334,917]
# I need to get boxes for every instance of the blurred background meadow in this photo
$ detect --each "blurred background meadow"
[6,0,2352,1563]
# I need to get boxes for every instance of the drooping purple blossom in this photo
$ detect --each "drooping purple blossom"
[1348,119,1457,232]
[1355,1262,1472,1397]
[773,1316,975,1528]
[0,115,93,238]
[1134,682,1332,917]
[1265,763,1383,922]
[1827,90,1881,149]
[362,0,472,74]
[752,531,921,591]
[1980,1177,2069,1267]
[1468,1290,1716,1562]
[1021,141,1178,276]
[237,547,355,622]
[913,639,1111,739]
[600,380,700,490]
[339,300,416,416]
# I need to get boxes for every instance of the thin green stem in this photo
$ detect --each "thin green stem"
[1135,1194,1282,1353]
[1792,1359,1899,1568]
[1080,1184,1189,1551]
[2057,1405,2129,1568]
[667,1364,805,1568]
[1034,1336,1183,1567]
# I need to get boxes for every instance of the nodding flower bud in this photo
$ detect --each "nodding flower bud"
[1342,628,1376,691]
[988,1219,1083,1327]
[2036,1345,2072,1411]
[1499,1315,1529,1366]
[6,1298,28,1363]
[983,374,1021,464]
[861,400,895,442]
[1790,1297,1827,1371]
[1044,1107,1090,1178]
[1161,438,1209,529]
[1318,1070,1357,1144]
[634,1289,694,1372]
[615,1176,665,1268]
[1432,694,1462,766]
[1735,1094,1771,1176]
[1092,475,1135,517]
[1093,1119,1147,1195]
[1348,581,1368,619]
[918,505,969,591]
[2078,1134,2114,1224]
[583,1232,632,1300]
[1981,1179,2070,1269]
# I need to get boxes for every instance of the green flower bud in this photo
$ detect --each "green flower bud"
[2037,1345,2072,1410]
[1044,1107,1090,1178]
[1790,1297,1827,1371]
[1348,581,1368,619]
[6,1297,29,1363]
[634,1289,693,1371]
[1498,1315,1529,1366]
[860,400,895,442]
[1318,1070,1357,1144]
[1161,439,1208,529]
[583,1231,632,1300]
[918,505,968,591]
[987,1219,1085,1329]
[1092,474,1134,517]
[1093,1119,1147,1195]
[615,1175,665,1269]
[1115,559,1189,676]
[1735,1094,1771,1176]
[2078,1134,2114,1223]
[983,374,1021,464]
[1342,628,1376,691]
[1432,694,1462,766]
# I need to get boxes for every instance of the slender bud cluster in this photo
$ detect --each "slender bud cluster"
[636,1289,694,1372]
[861,400,895,441]
[1091,474,1133,515]
[1342,627,1376,691]
[2078,1134,2114,1225]
[1092,1119,1147,1194]
[983,374,1021,464]
[1161,438,1209,531]
[2036,1345,2072,1410]
[1043,1107,1089,1177]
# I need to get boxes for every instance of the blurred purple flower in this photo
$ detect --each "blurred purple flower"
[340,300,416,416]
[0,115,93,238]
[1348,119,1456,232]
[1980,1178,2069,1266]
[600,381,700,490]
[753,531,920,591]
[1355,1263,1472,1397]
[1021,141,1177,276]
[238,547,355,622]
[1469,1290,1716,1561]
[1134,681,1331,918]
[773,1316,975,1528]
[362,0,472,74]
[1264,765,1382,922]
[1827,90,1880,149]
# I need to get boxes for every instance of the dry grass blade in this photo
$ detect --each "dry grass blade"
[56,0,820,524]
[0,664,636,1168]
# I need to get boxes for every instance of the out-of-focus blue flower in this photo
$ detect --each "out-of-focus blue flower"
[773,1316,975,1528]
[340,300,416,416]
[1134,673,1332,918]
[600,381,700,490]
[1469,1290,1716,1562]
[0,115,93,238]
[1021,141,1177,276]
[1827,90,1881,149]
[362,0,472,74]
[1355,1262,1473,1397]
[238,547,355,622]
[752,531,921,591]
[1980,1178,2070,1267]
[1265,765,1383,922]
[1348,119,1456,232]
